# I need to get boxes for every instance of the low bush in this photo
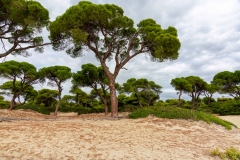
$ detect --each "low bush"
[209,100,240,115]
[211,147,240,160]
[58,104,105,114]
[128,106,237,130]
[119,104,139,112]
[15,103,50,114]
[0,100,10,109]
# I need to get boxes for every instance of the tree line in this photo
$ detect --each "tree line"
[1,0,239,116]
[0,59,239,116]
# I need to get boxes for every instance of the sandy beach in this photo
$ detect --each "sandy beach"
[0,109,240,160]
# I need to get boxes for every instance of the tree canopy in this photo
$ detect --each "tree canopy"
[0,80,37,105]
[212,70,240,99]
[171,77,192,103]
[49,1,181,116]
[72,63,110,114]
[0,60,40,109]
[120,78,162,107]
[0,0,51,58]
[35,88,58,107]
[171,76,207,108]
[39,65,72,115]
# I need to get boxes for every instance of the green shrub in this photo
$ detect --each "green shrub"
[0,100,10,109]
[58,104,105,114]
[128,106,237,130]
[119,104,139,112]
[128,108,154,119]
[209,100,240,115]
[89,106,105,113]
[211,148,226,160]
[217,98,233,102]
[15,103,50,114]
[211,147,240,160]
[165,99,184,106]
[202,97,216,105]
[153,100,167,107]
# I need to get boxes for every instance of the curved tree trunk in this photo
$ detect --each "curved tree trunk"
[135,93,143,107]
[54,90,62,115]
[178,90,182,106]
[9,93,19,110]
[9,99,15,110]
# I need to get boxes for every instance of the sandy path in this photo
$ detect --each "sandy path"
[0,117,240,160]
[218,115,240,128]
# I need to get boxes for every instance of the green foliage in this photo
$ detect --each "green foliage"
[62,95,75,104]
[153,100,167,107]
[49,1,181,116]
[171,77,192,100]
[171,76,208,108]
[0,0,50,58]
[129,106,237,129]
[0,81,37,104]
[0,60,40,109]
[15,103,50,115]
[118,104,139,112]
[72,63,108,87]
[0,60,39,82]
[72,63,110,113]
[0,97,10,109]
[165,99,185,106]
[211,147,240,160]
[39,66,72,85]
[128,108,154,119]
[208,100,240,115]
[120,78,162,107]
[211,148,226,160]
[39,65,72,114]
[202,97,216,105]
[58,103,105,115]
[212,70,240,98]
[35,89,58,107]
[218,98,233,102]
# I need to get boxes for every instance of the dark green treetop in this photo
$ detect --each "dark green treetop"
[39,65,72,115]
[212,70,240,98]
[0,0,51,58]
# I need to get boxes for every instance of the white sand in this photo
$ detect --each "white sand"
[0,110,240,160]
[218,115,240,128]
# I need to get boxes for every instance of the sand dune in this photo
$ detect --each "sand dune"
[0,109,239,160]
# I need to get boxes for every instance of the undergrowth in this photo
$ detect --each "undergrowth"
[15,103,51,115]
[211,147,240,160]
[128,106,237,130]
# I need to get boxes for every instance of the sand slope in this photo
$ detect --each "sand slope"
[0,110,240,160]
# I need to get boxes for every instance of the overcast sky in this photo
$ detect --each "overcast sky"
[4,0,240,100]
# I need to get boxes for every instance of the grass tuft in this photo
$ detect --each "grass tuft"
[211,147,240,160]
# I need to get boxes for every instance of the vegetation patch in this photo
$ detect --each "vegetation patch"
[211,147,240,160]
[128,106,237,130]
[15,103,50,115]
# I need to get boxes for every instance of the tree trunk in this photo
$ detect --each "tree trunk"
[9,99,15,110]
[191,97,195,109]
[9,94,18,110]
[54,91,62,115]
[147,99,151,107]
[109,80,118,117]
[178,91,182,106]
[103,99,108,115]
[135,93,143,107]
